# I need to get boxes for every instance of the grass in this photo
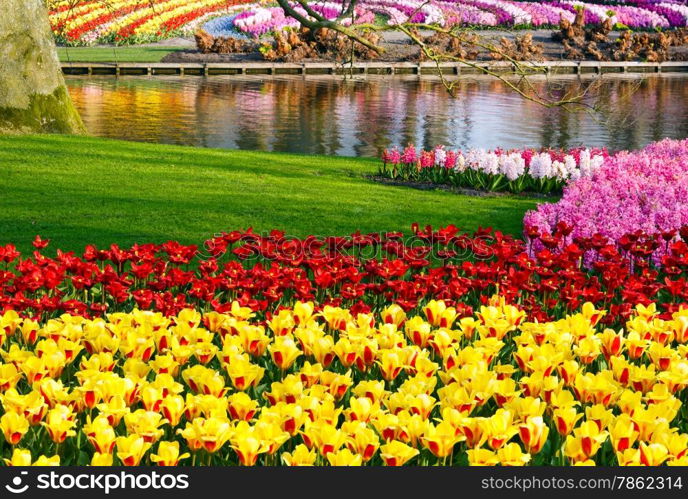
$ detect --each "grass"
[57,46,186,63]
[0,135,546,254]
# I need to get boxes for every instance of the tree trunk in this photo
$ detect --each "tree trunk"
[0,0,85,134]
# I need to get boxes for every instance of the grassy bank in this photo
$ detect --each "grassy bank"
[57,46,185,63]
[0,135,544,253]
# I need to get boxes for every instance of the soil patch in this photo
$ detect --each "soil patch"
[368,175,555,199]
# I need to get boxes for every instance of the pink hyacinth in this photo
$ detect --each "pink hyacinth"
[444,150,458,169]
[523,138,688,265]
[382,148,401,165]
[419,150,435,169]
[401,144,417,165]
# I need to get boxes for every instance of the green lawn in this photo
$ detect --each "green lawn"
[0,135,544,254]
[57,46,186,63]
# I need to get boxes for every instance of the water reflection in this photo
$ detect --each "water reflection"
[66,74,688,156]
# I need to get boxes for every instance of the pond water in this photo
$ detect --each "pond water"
[65,74,688,156]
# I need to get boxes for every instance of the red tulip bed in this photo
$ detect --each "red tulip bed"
[2,223,687,326]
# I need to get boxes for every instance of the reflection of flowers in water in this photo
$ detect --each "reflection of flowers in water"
[80,84,105,99]
[65,76,688,156]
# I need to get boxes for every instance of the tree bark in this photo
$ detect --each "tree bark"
[0,0,85,134]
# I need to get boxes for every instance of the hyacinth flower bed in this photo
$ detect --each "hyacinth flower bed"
[378,145,608,194]
[2,225,688,466]
[231,0,688,38]
[48,0,688,45]
[525,138,688,263]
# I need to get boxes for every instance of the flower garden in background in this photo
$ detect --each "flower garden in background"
[49,0,688,45]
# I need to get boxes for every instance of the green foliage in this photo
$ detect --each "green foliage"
[378,161,563,195]
[57,46,185,63]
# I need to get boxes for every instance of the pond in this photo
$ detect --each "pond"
[65,74,688,156]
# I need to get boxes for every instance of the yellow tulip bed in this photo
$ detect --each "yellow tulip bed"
[1,297,687,466]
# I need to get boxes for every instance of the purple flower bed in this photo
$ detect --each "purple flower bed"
[524,139,688,263]
[613,5,671,28]
[227,0,686,38]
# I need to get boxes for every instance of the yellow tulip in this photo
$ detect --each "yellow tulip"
[405,316,432,348]
[320,306,352,332]
[282,444,317,466]
[293,301,315,326]
[302,422,347,457]
[253,420,290,455]
[95,396,129,427]
[581,302,606,326]
[599,328,624,359]
[380,440,419,466]
[149,354,180,377]
[0,412,29,445]
[310,336,335,368]
[83,415,116,454]
[608,414,639,453]
[497,443,531,466]
[4,448,59,466]
[574,336,601,365]
[150,441,190,466]
[269,336,302,370]
[321,370,353,401]
[616,448,641,466]
[333,338,358,368]
[352,380,388,406]
[230,427,269,466]
[423,300,458,328]
[4,448,32,466]
[381,304,406,328]
[178,416,233,454]
[553,406,583,436]
[228,392,259,421]
[484,409,518,450]
[565,421,608,462]
[224,357,264,391]
[343,422,379,461]
[652,431,688,460]
[160,395,186,427]
[493,378,521,407]
[638,442,669,466]
[421,421,465,458]
[327,448,363,466]
[0,363,22,391]
[585,404,614,431]
[116,435,152,466]
[124,410,166,443]
[467,448,499,466]
[518,416,549,454]
[377,349,406,382]
[267,310,296,336]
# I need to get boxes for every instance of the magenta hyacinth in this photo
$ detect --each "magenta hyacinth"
[524,138,688,263]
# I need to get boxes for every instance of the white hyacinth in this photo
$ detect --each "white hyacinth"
[454,154,466,173]
[434,146,446,167]
[500,153,526,181]
[529,153,553,179]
